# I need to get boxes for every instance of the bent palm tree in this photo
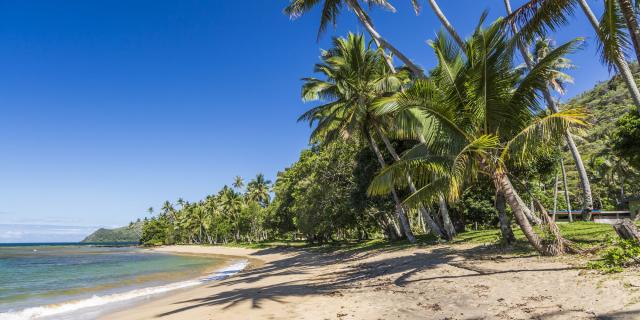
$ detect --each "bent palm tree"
[369,21,587,255]
[284,0,423,77]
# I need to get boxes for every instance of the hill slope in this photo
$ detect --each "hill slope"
[563,64,640,208]
[81,221,142,243]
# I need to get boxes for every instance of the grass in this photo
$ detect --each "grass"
[452,221,622,246]
[196,222,627,255]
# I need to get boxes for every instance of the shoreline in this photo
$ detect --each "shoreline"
[99,244,640,320]
[0,246,250,320]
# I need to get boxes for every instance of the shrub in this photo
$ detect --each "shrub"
[589,239,640,273]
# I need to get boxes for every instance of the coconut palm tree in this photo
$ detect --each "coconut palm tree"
[368,20,587,255]
[284,0,423,77]
[233,176,244,191]
[528,37,576,95]
[503,0,595,221]
[299,33,452,241]
[247,173,272,207]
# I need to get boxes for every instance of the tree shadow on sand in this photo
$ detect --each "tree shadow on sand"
[154,246,579,318]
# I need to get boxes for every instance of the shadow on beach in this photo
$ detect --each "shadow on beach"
[152,244,592,318]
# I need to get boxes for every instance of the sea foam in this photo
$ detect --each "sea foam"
[0,259,248,320]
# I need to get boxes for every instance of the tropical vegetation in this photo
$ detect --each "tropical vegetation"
[138,1,640,262]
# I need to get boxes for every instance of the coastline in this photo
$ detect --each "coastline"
[0,246,248,320]
[100,244,640,320]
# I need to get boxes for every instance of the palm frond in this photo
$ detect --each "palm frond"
[500,108,588,165]
[598,0,631,71]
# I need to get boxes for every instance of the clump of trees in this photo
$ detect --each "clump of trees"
[140,0,640,256]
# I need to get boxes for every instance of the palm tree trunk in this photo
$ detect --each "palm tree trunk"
[427,0,465,48]
[494,170,553,255]
[618,0,640,64]
[578,0,640,112]
[438,195,456,239]
[560,158,573,222]
[553,169,559,221]
[504,0,594,219]
[374,125,448,239]
[348,0,423,77]
[367,131,416,243]
[496,190,517,244]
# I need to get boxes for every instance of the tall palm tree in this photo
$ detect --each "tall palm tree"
[247,173,272,207]
[508,0,640,113]
[503,0,595,221]
[284,0,423,77]
[147,207,154,216]
[369,21,587,255]
[233,176,244,191]
[299,33,450,241]
[423,2,541,225]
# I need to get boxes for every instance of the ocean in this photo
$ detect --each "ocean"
[0,243,247,320]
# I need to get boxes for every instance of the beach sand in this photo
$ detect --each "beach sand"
[101,244,640,319]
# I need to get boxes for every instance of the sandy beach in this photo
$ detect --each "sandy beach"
[97,244,640,320]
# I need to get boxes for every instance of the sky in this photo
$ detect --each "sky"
[0,0,613,242]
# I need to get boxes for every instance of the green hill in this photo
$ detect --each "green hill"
[81,221,142,243]
[563,64,640,208]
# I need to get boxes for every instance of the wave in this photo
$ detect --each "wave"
[0,260,248,320]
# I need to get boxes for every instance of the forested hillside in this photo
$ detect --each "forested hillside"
[81,221,142,243]
[563,64,640,209]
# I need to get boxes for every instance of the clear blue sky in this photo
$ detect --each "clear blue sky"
[0,0,613,242]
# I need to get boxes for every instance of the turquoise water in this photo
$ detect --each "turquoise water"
[0,244,231,319]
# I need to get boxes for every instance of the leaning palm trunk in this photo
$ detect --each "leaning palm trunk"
[496,190,517,244]
[503,0,594,220]
[367,132,417,243]
[428,0,465,48]
[618,0,640,66]
[375,126,448,239]
[578,0,640,112]
[347,0,423,77]
[494,170,570,255]
[438,195,456,238]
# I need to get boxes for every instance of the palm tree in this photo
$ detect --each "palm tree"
[284,0,423,77]
[233,175,244,191]
[369,21,587,255]
[147,207,154,216]
[176,198,185,210]
[247,173,272,207]
[219,186,245,241]
[508,0,640,113]
[503,0,595,221]
[528,37,576,95]
[299,33,448,241]
[423,2,539,225]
